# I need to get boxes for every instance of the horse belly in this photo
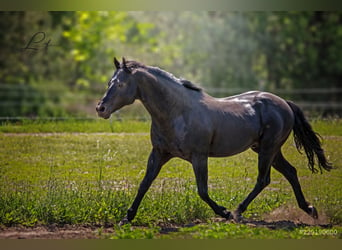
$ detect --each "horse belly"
[209,140,253,157]
[208,126,258,157]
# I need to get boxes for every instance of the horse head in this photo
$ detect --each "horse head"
[96,57,138,119]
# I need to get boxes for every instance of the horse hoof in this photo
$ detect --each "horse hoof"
[222,210,234,220]
[232,210,243,222]
[308,205,318,219]
[119,217,131,226]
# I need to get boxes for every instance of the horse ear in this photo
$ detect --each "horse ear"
[122,57,131,74]
[114,57,120,69]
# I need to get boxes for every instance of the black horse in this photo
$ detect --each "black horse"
[96,57,332,225]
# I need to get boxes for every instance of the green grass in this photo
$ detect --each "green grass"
[0,118,151,133]
[0,118,341,135]
[0,119,341,239]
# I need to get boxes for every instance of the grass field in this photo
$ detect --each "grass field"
[0,119,341,239]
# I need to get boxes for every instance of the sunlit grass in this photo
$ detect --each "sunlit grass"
[0,119,341,238]
[0,118,151,133]
[0,118,341,135]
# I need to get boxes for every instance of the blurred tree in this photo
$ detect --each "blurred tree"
[130,12,260,94]
[247,12,342,91]
[0,11,158,116]
[0,11,70,117]
[0,11,341,117]
[61,11,157,89]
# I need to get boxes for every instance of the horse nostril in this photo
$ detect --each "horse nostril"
[96,105,106,113]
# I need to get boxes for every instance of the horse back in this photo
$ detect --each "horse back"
[206,91,294,156]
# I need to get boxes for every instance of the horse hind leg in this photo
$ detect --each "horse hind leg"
[272,152,318,219]
[233,118,288,222]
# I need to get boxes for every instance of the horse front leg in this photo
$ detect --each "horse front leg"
[120,148,171,225]
[192,154,233,220]
[233,150,274,222]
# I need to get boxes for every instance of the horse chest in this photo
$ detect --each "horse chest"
[151,116,192,159]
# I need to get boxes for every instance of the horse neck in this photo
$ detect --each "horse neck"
[136,72,190,122]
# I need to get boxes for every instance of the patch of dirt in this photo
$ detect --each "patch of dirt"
[210,205,332,231]
[0,206,333,239]
[263,205,330,226]
[236,205,333,231]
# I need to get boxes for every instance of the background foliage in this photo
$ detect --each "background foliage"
[0,11,341,117]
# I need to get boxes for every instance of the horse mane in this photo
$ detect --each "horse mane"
[125,60,202,92]
[179,79,202,91]
[125,60,147,70]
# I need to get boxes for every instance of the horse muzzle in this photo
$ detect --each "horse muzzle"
[96,102,111,119]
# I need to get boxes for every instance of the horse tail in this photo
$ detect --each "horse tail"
[286,101,332,173]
